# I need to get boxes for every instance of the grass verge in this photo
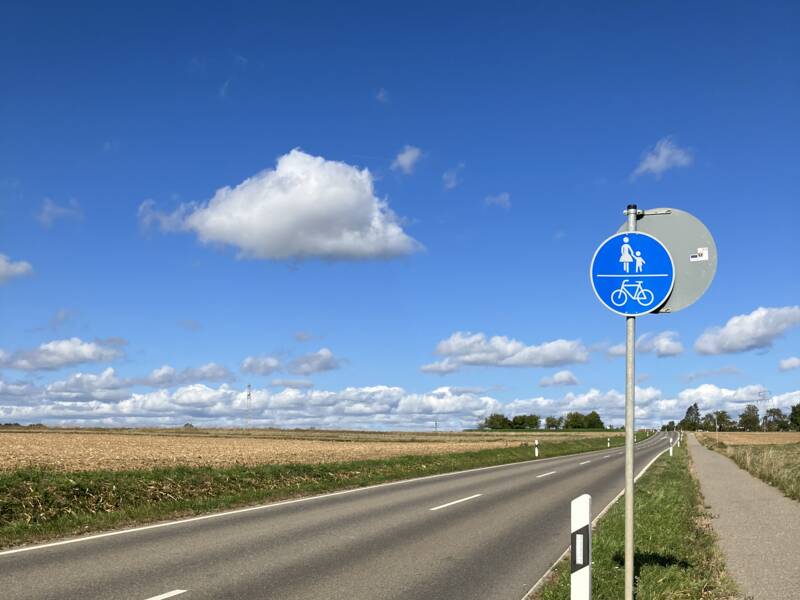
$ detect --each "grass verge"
[1,435,626,549]
[697,438,800,502]
[534,445,737,599]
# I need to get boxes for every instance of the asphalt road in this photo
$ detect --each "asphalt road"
[0,432,668,600]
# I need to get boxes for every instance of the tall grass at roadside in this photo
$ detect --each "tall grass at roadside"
[698,438,800,502]
[0,434,628,549]
[535,445,737,600]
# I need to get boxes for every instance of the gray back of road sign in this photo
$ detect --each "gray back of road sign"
[617,208,716,313]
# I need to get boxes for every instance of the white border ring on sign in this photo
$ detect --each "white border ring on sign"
[588,231,676,318]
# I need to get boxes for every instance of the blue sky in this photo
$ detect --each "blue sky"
[1,1,798,429]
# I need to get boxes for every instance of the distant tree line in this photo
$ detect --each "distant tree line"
[660,402,800,432]
[479,410,606,430]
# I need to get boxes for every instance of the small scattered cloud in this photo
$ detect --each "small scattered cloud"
[631,137,693,180]
[139,149,421,261]
[241,356,281,376]
[553,230,567,241]
[442,163,464,190]
[376,88,389,103]
[606,343,626,358]
[294,331,314,342]
[636,331,684,357]
[539,370,578,387]
[695,306,800,355]
[288,348,341,375]
[484,192,511,209]
[0,254,33,284]
[421,331,588,374]
[779,356,800,372]
[0,337,125,371]
[138,363,235,387]
[218,79,231,98]
[391,145,422,174]
[271,379,314,389]
[233,54,248,67]
[683,366,741,382]
[35,198,83,228]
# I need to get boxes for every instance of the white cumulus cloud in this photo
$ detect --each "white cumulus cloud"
[139,363,235,386]
[391,145,422,174]
[631,137,693,180]
[636,331,684,357]
[421,331,588,374]
[288,348,341,375]
[241,356,281,375]
[0,254,33,284]
[694,306,800,355]
[540,370,579,387]
[138,149,420,261]
[0,337,124,371]
[779,357,800,371]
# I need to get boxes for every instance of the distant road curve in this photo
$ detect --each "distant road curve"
[0,433,668,600]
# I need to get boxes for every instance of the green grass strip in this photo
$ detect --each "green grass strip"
[0,435,627,549]
[535,445,737,599]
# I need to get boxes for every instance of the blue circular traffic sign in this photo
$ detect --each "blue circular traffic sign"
[590,232,675,316]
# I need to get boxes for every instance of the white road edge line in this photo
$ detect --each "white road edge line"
[603,455,611,458]
[536,471,557,478]
[0,435,654,558]
[144,590,187,600]
[429,493,482,511]
[520,437,669,600]
[579,460,592,465]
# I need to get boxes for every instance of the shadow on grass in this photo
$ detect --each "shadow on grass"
[613,551,692,597]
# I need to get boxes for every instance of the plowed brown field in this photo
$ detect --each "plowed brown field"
[0,429,621,471]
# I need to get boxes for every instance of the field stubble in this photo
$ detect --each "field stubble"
[0,429,622,471]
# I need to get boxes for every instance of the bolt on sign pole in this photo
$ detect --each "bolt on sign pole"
[624,204,637,600]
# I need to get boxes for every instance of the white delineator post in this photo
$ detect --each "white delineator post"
[535,439,539,458]
[607,437,610,448]
[624,204,637,600]
[571,493,592,600]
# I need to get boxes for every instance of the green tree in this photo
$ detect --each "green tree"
[738,404,760,431]
[714,410,735,431]
[584,410,604,429]
[764,408,790,432]
[545,416,561,430]
[480,413,512,430]
[564,412,587,429]
[790,404,800,431]
[510,414,539,429]
[679,403,701,431]
[701,413,716,431]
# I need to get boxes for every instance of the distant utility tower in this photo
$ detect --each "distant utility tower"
[434,418,439,433]
[245,384,252,430]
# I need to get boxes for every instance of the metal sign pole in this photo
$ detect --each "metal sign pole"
[624,204,637,600]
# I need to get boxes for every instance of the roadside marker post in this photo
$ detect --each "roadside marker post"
[535,439,539,458]
[590,205,715,600]
[607,437,610,448]
[570,494,592,600]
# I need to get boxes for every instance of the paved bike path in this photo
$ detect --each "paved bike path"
[688,434,800,599]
